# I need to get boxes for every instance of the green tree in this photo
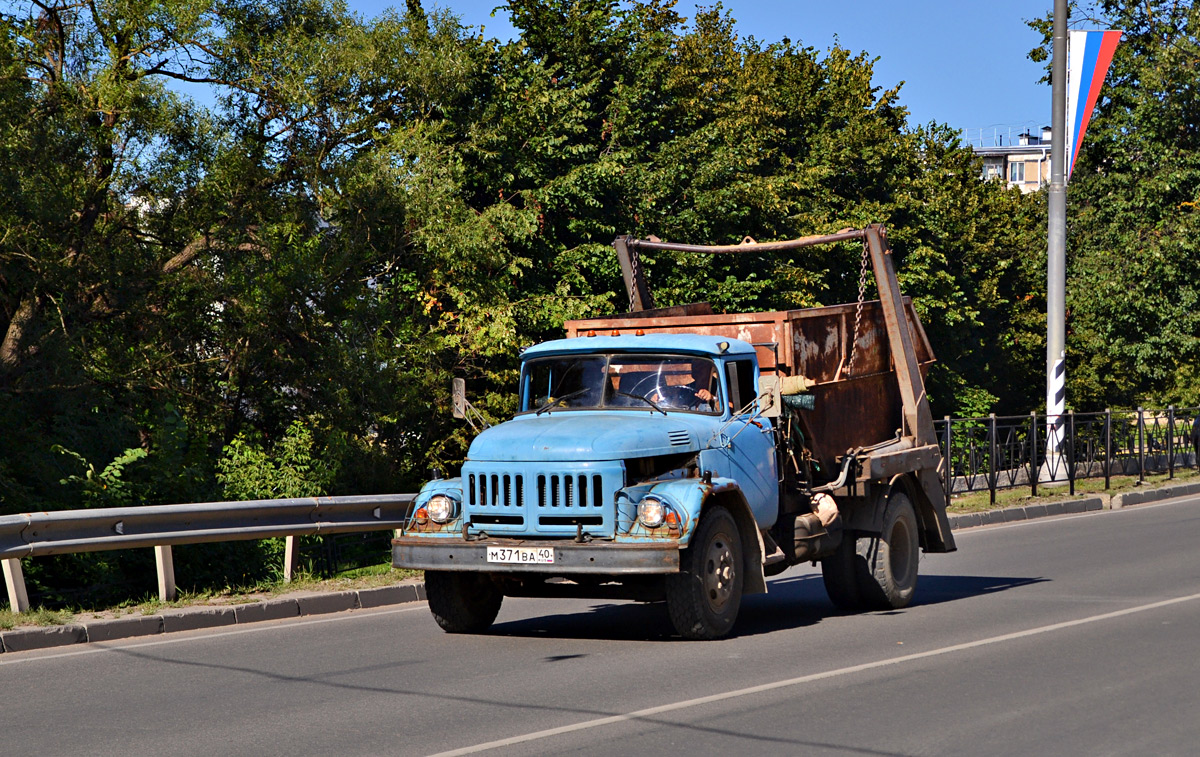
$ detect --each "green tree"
[0,0,483,512]
[217,420,339,500]
[1030,1,1200,409]
[463,2,1045,416]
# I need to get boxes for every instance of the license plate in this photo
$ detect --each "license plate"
[486,546,555,564]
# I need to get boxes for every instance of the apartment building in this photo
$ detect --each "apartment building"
[973,126,1052,193]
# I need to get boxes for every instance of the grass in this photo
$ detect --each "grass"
[0,607,75,631]
[2,563,422,631]
[131,563,423,613]
[948,466,1199,513]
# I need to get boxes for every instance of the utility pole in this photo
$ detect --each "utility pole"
[1046,0,1068,458]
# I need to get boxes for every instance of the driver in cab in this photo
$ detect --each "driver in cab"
[652,360,718,412]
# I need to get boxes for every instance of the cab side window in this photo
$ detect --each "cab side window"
[725,359,756,411]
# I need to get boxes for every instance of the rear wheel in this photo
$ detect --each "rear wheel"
[425,571,503,633]
[820,532,864,612]
[666,506,743,639]
[856,491,920,610]
[821,490,920,612]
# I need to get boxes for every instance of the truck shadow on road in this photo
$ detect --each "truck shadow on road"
[490,572,1049,641]
[908,574,1050,607]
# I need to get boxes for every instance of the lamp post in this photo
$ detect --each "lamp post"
[1046,0,1068,464]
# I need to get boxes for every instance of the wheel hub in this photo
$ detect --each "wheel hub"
[703,533,736,610]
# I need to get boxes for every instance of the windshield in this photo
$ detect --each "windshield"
[519,354,721,415]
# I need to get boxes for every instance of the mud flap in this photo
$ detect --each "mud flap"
[911,468,957,553]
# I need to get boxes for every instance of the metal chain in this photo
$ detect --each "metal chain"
[846,239,870,376]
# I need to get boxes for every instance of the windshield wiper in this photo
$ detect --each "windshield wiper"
[536,388,589,415]
[613,390,668,416]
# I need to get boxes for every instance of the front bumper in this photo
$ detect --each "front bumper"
[392,536,680,574]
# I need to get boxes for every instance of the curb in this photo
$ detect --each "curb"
[1,581,426,654]
[1111,481,1200,509]
[949,478,1200,531]
[948,496,1103,531]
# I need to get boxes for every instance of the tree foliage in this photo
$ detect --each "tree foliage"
[0,0,1055,601]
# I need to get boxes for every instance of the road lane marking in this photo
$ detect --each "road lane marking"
[429,590,1200,756]
[0,604,427,666]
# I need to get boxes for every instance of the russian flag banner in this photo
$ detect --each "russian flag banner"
[1066,30,1122,180]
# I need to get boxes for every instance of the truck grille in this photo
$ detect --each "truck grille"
[536,473,603,509]
[468,473,525,509]
[467,472,607,510]
[463,462,623,537]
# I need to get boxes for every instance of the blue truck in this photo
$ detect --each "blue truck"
[393,226,956,639]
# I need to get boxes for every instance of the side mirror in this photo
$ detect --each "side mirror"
[452,378,467,419]
[758,375,781,418]
[452,377,491,430]
[757,374,815,418]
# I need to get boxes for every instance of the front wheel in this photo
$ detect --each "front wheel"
[666,506,743,639]
[424,571,503,634]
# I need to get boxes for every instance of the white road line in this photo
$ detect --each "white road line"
[429,591,1200,757]
[0,604,427,666]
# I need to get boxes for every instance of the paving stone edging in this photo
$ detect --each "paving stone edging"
[1,582,427,654]
[947,496,1106,530]
[1109,480,1200,509]
[948,478,1200,531]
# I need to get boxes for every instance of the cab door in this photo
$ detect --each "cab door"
[701,358,779,527]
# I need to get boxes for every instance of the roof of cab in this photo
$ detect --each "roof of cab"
[522,333,757,359]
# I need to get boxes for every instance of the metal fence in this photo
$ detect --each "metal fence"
[1,494,414,614]
[936,407,1200,507]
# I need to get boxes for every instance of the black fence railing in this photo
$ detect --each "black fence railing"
[935,407,1200,507]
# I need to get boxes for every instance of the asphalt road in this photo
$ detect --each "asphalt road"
[4,496,1199,756]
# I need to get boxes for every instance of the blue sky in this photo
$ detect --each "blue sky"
[347,0,1059,144]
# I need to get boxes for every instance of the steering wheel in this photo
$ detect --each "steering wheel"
[626,374,707,409]
[626,373,665,400]
[659,385,703,408]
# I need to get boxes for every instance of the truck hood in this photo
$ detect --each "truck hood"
[467,412,709,462]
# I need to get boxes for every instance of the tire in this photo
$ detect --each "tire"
[665,506,743,639]
[821,491,920,612]
[855,491,920,610]
[820,531,865,612]
[424,570,503,634]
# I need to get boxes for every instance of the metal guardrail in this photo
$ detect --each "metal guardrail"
[1,494,415,614]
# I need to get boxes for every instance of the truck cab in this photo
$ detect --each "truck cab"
[395,333,779,638]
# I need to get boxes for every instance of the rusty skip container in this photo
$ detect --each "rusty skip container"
[565,299,934,479]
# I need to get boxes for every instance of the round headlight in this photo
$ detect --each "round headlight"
[637,496,667,528]
[426,494,456,524]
